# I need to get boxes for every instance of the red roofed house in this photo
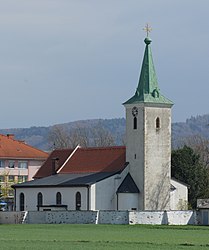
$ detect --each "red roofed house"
[13,35,188,212]
[0,134,48,209]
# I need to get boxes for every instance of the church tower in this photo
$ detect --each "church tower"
[123,32,173,210]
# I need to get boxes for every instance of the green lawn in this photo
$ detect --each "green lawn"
[0,224,209,250]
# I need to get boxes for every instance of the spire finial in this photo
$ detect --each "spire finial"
[143,23,152,37]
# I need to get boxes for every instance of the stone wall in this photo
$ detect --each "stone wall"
[0,212,23,224]
[129,211,198,225]
[0,210,201,225]
[98,210,129,224]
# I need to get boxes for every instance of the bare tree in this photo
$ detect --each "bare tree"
[69,125,90,148]
[48,125,71,149]
[182,135,209,169]
[48,122,116,149]
[91,123,115,147]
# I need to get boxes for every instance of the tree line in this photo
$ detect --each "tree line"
[48,123,125,149]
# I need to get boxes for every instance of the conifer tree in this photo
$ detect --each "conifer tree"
[171,145,209,208]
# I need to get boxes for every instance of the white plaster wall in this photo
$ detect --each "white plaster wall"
[170,179,188,210]
[15,187,88,211]
[167,211,195,225]
[46,211,98,224]
[89,184,96,210]
[118,193,138,210]
[129,211,196,225]
[125,104,145,210]
[93,167,130,210]
[98,210,129,224]
[0,210,200,225]
[129,211,165,225]
[144,106,171,210]
[94,174,119,210]
[125,103,172,211]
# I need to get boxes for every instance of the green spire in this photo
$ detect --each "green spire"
[124,37,173,106]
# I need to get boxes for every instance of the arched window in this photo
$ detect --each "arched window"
[133,117,137,130]
[75,192,81,210]
[56,192,62,205]
[156,117,160,129]
[37,192,43,211]
[19,193,25,211]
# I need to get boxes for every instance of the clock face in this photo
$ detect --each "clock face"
[132,107,138,117]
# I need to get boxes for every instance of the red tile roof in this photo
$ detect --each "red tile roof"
[34,148,74,178]
[34,146,126,178]
[60,146,126,174]
[0,134,48,159]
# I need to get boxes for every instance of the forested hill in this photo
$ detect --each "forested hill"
[0,114,209,151]
[172,114,209,147]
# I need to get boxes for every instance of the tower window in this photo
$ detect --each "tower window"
[156,117,160,129]
[133,117,137,130]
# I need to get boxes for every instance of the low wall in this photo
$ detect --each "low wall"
[0,210,201,225]
[129,211,165,225]
[129,211,198,225]
[98,210,129,224]
[0,212,23,224]
[28,211,98,224]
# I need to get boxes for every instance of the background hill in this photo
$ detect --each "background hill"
[0,114,209,151]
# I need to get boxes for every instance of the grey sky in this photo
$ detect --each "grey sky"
[0,0,208,128]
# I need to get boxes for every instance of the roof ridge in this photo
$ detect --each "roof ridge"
[79,146,126,151]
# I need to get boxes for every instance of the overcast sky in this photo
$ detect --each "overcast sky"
[0,0,208,129]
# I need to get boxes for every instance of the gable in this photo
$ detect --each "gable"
[117,173,140,193]
[34,148,74,179]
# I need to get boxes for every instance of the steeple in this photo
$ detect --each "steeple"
[124,36,173,106]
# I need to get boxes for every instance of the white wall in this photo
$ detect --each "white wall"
[125,104,145,210]
[129,210,197,225]
[92,168,130,210]
[118,193,138,210]
[0,210,199,225]
[170,179,188,210]
[15,187,88,211]
[15,168,132,212]
[125,104,172,211]
[144,106,171,210]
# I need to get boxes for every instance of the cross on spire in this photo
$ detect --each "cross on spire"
[143,23,152,37]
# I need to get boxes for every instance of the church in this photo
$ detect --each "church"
[13,34,188,212]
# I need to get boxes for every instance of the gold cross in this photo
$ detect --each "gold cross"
[143,23,152,37]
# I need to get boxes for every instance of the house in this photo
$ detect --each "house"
[0,134,48,208]
[13,34,188,212]
[197,199,209,225]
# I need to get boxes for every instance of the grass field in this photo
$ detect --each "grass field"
[0,224,209,250]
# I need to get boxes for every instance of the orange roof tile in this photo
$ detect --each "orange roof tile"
[60,146,126,174]
[0,134,48,159]
[34,146,126,179]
